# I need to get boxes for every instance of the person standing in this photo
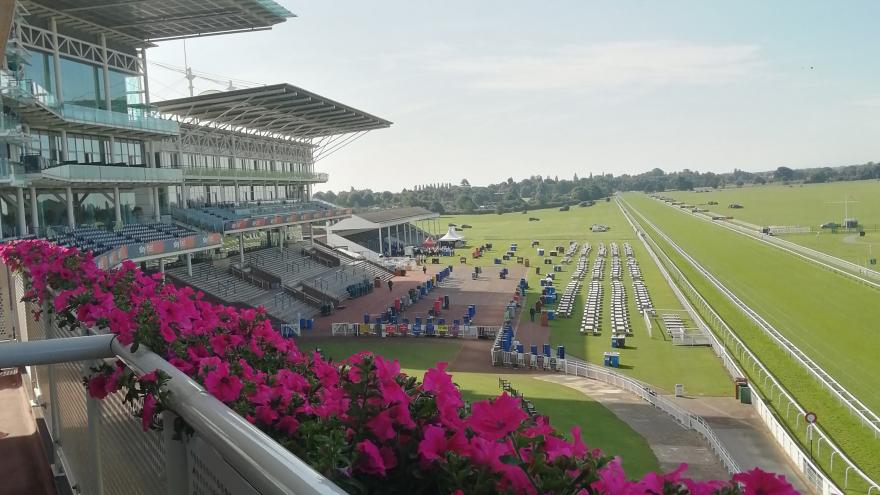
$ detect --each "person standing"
[529,307,536,322]
[388,279,394,291]
[422,266,427,275]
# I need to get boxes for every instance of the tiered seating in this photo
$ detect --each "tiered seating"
[661,314,685,337]
[610,280,631,336]
[580,280,602,335]
[633,281,654,315]
[245,247,332,287]
[120,222,195,242]
[51,222,196,256]
[302,264,373,302]
[167,262,265,304]
[249,291,317,323]
[556,280,581,317]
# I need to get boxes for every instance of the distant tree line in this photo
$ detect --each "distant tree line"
[313,161,880,215]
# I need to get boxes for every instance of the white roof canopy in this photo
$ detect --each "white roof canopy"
[439,226,464,242]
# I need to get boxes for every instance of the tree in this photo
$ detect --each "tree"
[460,179,470,187]
[429,200,445,214]
[775,166,794,181]
[455,194,476,213]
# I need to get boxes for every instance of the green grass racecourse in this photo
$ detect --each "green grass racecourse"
[660,180,880,265]
[623,193,880,485]
[303,339,661,477]
[443,203,731,396]
[659,180,880,229]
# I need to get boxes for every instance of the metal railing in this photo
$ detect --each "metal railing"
[1,301,345,495]
[560,357,741,475]
[634,197,880,437]
[183,167,328,183]
[618,196,877,495]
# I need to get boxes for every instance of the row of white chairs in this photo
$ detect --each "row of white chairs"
[557,280,581,317]
[633,280,655,315]
[626,258,643,279]
[611,280,632,336]
[591,257,605,280]
[623,242,634,258]
[596,242,607,258]
[580,280,603,335]
[610,242,620,257]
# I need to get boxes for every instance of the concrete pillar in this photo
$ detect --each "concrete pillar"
[219,184,227,204]
[186,253,192,277]
[395,224,400,253]
[154,187,161,221]
[59,129,68,163]
[113,187,122,224]
[275,182,281,200]
[49,18,64,104]
[239,234,245,265]
[29,186,38,234]
[0,197,4,239]
[181,184,189,207]
[65,187,75,228]
[159,259,165,273]
[377,228,383,255]
[233,182,240,206]
[15,188,26,236]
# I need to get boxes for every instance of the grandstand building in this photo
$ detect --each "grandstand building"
[0,0,391,320]
[326,206,441,259]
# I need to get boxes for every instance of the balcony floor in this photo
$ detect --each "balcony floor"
[0,369,57,495]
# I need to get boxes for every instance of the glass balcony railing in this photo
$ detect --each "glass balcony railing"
[41,164,182,183]
[0,157,27,185]
[62,103,179,135]
[183,167,328,182]
[0,70,178,135]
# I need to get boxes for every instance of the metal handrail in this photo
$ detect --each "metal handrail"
[0,334,346,495]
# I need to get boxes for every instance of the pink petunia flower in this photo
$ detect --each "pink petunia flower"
[733,468,798,495]
[466,393,527,441]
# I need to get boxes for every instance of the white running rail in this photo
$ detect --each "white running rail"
[642,198,880,436]
[618,196,878,494]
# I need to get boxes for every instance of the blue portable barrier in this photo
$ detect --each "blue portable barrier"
[548,311,555,320]
[363,313,370,324]
[516,343,525,354]
[307,319,314,330]
[530,344,538,355]
[610,353,620,368]
[468,305,476,317]
[557,345,565,359]
[543,344,552,357]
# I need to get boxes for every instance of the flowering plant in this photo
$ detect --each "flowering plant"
[1,240,798,494]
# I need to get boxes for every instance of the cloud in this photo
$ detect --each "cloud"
[426,41,762,92]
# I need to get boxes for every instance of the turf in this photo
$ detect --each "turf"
[442,203,731,396]
[661,180,880,265]
[623,193,880,487]
[303,339,661,477]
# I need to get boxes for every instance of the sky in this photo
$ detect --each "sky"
[147,1,880,192]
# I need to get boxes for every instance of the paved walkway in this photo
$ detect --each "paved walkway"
[670,396,810,493]
[0,369,56,495]
[537,374,729,480]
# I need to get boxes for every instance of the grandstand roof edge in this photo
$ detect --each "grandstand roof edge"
[155,84,392,139]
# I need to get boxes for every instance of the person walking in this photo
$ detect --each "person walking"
[529,307,536,322]
[388,279,394,291]
[422,266,427,275]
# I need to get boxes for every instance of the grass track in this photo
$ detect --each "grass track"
[623,193,880,489]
